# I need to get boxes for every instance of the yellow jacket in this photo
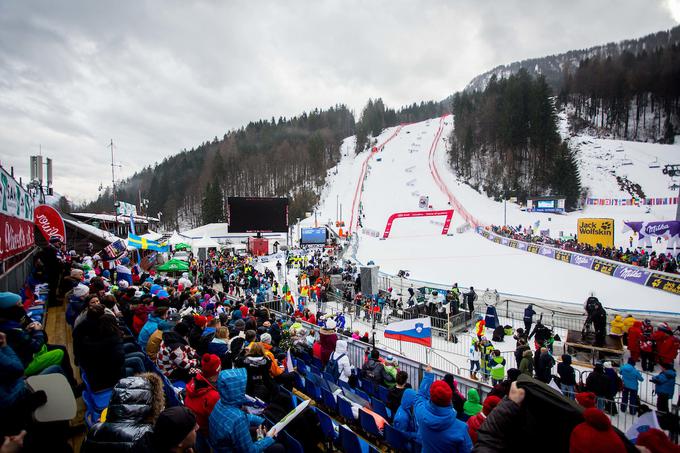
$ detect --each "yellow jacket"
[610,315,624,336]
[622,315,637,333]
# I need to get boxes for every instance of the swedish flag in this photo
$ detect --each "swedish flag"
[127,233,169,252]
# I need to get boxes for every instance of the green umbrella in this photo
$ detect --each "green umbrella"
[156,259,189,273]
[174,243,191,251]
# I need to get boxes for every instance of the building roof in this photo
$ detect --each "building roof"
[71,212,160,224]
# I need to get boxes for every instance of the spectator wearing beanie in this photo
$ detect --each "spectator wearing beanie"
[151,406,199,453]
[467,395,501,444]
[413,366,472,452]
[319,318,338,366]
[575,392,597,409]
[636,428,680,453]
[156,322,199,382]
[185,354,221,452]
[258,333,284,378]
[569,408,626,453]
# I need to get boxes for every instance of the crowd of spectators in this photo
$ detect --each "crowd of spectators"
[490,225,680,274]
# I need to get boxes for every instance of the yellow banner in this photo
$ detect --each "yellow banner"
[577,218,615,248]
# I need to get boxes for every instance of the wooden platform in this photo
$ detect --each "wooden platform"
[46,303,84,452]
[564,330,624,368]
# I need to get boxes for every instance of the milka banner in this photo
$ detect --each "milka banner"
[623,221,680,250]
[0,167,36,261]
[476,227,677,296]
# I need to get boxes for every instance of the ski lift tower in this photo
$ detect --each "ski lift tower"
[662,164,680,221]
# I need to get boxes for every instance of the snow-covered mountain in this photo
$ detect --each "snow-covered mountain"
[464,25,680,93]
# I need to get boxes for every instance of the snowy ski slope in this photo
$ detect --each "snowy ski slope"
[301,116,680,313]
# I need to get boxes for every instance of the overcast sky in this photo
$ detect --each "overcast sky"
[1,1,678,203]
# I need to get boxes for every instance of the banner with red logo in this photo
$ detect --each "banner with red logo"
[0,166,36,261]
[0,213,35,260]
[34,205,66,243]
[383,209,454,238]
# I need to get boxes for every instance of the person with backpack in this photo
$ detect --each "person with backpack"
[361,349,391,385]
[326,339,352,383]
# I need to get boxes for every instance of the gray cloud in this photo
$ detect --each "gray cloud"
[0,0,676,202]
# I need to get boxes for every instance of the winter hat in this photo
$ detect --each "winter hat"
[506,368,521,382]
[150,284,162,295]
[118,280,129,289]
[194,315,208,328]
[575,392,597,409]
[102,270,111,279]
[240,305,249,317]
[636,428,680,453]
[260,333,272,344]
[156,290,170,299]
[482,395,502,416]
[73,284,90,298]
[658,322,672,334]
[49,235,62,244]
[603,361,612,369]
[569,408,626,453]
[325,319,337,330]
[0,292,21,310]
[201,354,222,378]
[429,380,453,407]
[152,406,197,451]
[120,257,130,265]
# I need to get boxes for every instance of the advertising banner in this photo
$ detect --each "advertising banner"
[382,209,454,238]
[475,227,675,296]
[0,213,35,261]
[613,266,651,285]
[577,218,615,248]
[592,259,618,276]
[0,166,36,261]
[646,273,680,295]
[571,254,594,269]
[34,205,66,243]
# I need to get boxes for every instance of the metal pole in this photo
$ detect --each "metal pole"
[504,198,507,226]
[110,139,118,233]
[676,183,680,222]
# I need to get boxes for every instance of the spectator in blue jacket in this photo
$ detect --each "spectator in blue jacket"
[523,304,536,333]
[651,362,676,413]
[209,368,283,452]
[137,307,169,350]
[619,358,643,415]
[413,366,472,453]
[393,388,420,442]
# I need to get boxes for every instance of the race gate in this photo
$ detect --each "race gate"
[382,209,454,238]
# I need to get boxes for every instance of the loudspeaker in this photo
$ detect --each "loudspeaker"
[360,265,379,295]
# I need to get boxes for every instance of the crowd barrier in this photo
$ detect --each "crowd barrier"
[476,227,680,297]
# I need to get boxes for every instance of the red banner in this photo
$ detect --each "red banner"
[0,213,35,260]
[34,205,66,243]
[382,209,454,238]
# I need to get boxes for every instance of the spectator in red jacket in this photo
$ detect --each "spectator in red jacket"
[627,321,643,362]
[184,354,221,452]
[467,395,501,443]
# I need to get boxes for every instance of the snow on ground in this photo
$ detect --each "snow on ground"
[299,115,680,313]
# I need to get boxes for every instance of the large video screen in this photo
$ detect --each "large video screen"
[537,200,556,209]
[227,197,288,233]
[301,227,327,245]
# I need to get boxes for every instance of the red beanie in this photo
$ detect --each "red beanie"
[569,408,626,453]
[482,395,502,416]
[575,392,596,409]
[637,428,680,453]
[240,306,249,317]
[201,354,221,378]
[430,380,453,407]
[194,315,208,328]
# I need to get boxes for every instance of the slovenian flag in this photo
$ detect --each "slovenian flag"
[384,317,432,347]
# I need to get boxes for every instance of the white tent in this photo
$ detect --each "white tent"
[168,231,187,246]
[192,235,220,258]
[141,230,163,241]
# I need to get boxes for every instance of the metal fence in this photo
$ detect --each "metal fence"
[0,247,37,293]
